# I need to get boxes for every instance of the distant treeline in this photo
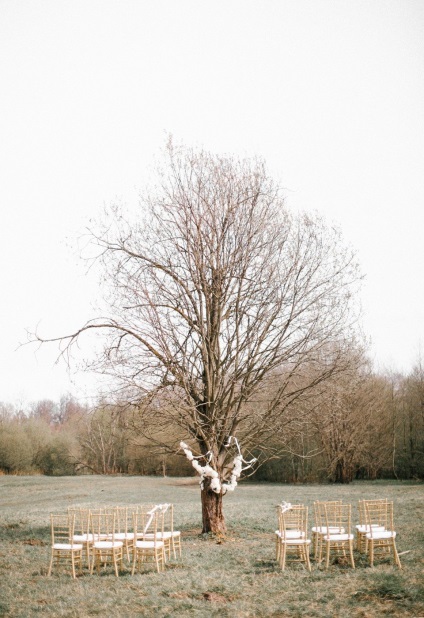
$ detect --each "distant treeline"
[1,361,423,482]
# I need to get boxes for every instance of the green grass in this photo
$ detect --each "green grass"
[0,476,423,617]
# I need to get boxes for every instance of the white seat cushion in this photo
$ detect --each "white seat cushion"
[145,531,175,540]
[277,530,306,539]
[355,525,385,533]
[366,530,396,540]
[282,538,311,545]
[114,533,135,540]
[93,541,123,549]
[134,540,165,549]
[312,526,345,534]
[323,533,354,541]
[53,543,83,550]
[73,533,95,542]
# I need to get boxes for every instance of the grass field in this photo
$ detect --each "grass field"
[0,476,423,617]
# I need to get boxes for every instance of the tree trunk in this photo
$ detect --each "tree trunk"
[334,460,353,483]
[201,479,226,535]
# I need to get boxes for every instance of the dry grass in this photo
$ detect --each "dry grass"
[0,476,423,617]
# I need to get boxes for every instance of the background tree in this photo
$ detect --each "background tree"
[311,360,394,483]
[395,356,424,479]
[35,141,362,533]
[74,405,131,474]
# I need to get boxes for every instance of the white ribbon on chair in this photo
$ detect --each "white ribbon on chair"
[143,503,170,535]
[280,501,292,513]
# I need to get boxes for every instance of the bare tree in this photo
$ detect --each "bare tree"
[311,361,393,483]
[396,355,424,479]
[35,141,362,533]
[74,406,131,475]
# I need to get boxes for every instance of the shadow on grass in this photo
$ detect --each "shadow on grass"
[0,521,49,544]
[351,571,424,611]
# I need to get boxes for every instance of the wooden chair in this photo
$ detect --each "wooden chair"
[142,504,182,561]
[321,503,355,569]
[47,513,83,579]
[90,511,124,577]
[164,504,182,560]
[275,504,306,563]
[131,508,166,574]
[355,499,387,553]
[365,500,401,568]
[278,505,311,571]
[114,506,136,562]
[68,507,93,568]
[312,500,343,561]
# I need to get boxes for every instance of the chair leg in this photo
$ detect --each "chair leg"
[47,552,54,577]
[392,540,402,569]
[325,542,331,569]
[131,551,137,575]
[369,541,374,567]
[349,541,355,569]
[113,550,119,577]
[84,543,90,568]
[317,536,324,564]
[305,546,312,572]
[276,535,280,562]
[280,543,286,570]
[71,553,76,579]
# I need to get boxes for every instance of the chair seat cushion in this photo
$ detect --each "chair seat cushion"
[93,541,123,549]
[53,543,83,550]
[355,525,385,533]
[143,531,180,539]
[275,530,306,539]
[143,532,169,539]
[323,533,354,541]
[73,534,95,542]
[366,530,396,540]
[282,538,311,545]
[134,540,165,549]
[312,527,345,534]
[114,533,135,540]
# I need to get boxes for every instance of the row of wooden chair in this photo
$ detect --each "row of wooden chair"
[47,504,182,579]
[275,499,401,571]
[355,498,401,568]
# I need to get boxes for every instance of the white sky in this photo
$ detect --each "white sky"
[1,0,423,406]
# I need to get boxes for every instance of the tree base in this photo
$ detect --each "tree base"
[201,484,226,535]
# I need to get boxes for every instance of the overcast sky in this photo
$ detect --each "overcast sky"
[1,0,423,406]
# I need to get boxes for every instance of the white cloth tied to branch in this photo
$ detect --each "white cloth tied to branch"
[180,438,257,495]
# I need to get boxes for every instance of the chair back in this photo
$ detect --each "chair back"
[90,511,117,542]
[50,513,75,545]
[114,506,136,535]
[68,507,90,536]
[279,505,308,540]
[313,500,342,530]
[358,498,388,524]
[133,508,162,544]
[365,500,394,535]
[324,502,351,534]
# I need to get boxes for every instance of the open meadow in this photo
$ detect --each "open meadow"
[0,476,423,618]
